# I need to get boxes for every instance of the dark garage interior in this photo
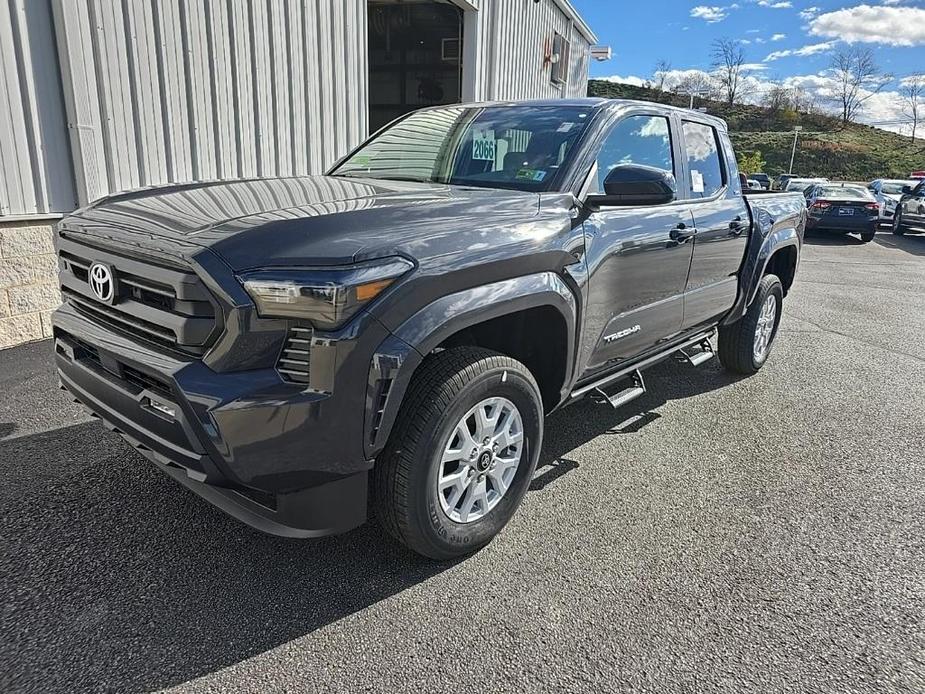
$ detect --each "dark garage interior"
[367,0,464,132]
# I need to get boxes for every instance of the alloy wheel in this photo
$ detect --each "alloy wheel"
[753,294,778,362]
[436,397,524,524]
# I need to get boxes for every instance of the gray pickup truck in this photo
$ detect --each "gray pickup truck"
[52,98,806,559]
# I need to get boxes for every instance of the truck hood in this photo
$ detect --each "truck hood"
[58,176,542,270]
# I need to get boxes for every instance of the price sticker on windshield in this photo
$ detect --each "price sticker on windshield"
[472,129,496,161]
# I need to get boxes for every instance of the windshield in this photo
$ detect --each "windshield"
[817,186,870,199]
[331,105,595,192]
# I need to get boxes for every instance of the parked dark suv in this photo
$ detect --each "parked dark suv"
[53,99,806,559]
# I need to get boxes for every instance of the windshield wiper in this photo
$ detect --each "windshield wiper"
[332,172,435,184]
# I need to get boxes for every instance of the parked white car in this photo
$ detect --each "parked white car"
[781,177,828,192]
[746,178,763,190]
[868,179,919,222]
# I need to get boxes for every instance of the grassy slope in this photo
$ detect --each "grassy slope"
[588,80,925,181]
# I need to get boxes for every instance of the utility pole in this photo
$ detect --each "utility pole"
[789,126,802,174]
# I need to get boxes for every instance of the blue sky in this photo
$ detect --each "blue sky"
[570,0,925,132]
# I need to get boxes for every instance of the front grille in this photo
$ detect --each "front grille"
[65,334,173,399]
[58,236,221,356]
[277,327,312,384]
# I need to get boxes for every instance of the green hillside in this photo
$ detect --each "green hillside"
[588,80,925,181]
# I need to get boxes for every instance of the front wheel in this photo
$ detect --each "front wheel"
[373,347,543,560]
[717,274,784,375]
[893,211,907,236]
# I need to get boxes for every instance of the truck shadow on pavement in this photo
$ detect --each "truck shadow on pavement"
[0,358,735,693]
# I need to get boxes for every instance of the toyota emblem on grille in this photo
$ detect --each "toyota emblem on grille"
[88,263,116,303]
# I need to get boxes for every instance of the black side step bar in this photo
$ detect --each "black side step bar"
[570,329,716,403]
[594,369,646,410]
[677,338,715,367]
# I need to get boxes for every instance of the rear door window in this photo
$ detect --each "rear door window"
[682,121,725,199]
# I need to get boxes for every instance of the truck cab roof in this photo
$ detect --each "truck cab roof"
[419,97,731,131]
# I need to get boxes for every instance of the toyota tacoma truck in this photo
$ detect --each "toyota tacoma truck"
[52,99,806,559]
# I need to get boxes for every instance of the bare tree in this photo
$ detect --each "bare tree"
[789,86,818,115]
[900,75,924,142]
[673,71,718,106]
[711,38,746,106]
[653,59,672,92]
[828,47,891,123]
[763,81,789,112]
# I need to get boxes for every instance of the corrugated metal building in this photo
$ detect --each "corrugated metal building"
[1,0,596,218]
[0,0,597,348]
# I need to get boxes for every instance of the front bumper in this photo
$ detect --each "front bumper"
[52,304,377,537]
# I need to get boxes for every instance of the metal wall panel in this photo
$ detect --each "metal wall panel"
[0,0,75,216]
[2,0,591,218]
[51,0,368,207]
[474,0,591,103]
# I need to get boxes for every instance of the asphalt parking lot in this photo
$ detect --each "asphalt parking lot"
[1,228,924,693]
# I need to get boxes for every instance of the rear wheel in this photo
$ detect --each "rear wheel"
[373,347,543,560]
[860,228,876,243]
[893,211,907,236]
[718,274,784,375]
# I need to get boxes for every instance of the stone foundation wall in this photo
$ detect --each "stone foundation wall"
[0,221,61,350]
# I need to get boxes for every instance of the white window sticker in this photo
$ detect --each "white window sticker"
[691,169,705,194]
[557,122,575,133]
[472,129,496,161]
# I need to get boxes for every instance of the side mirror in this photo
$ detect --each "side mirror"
[902,185,913,195]
[586,164,676,208]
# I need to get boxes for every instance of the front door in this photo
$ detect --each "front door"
[579,113,694,378]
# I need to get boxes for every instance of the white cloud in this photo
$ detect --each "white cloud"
[764,41,836,61]
[597,68,913,134]
[771,33,787,41]
[810,5,925,46]
[601,74,650,87]
[799,6,820,20]
[757,1,792,7]
[741,63,770,71]
[691,5,729,22]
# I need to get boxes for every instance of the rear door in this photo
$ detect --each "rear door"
[680,121,749,330]
[578,112,695,376]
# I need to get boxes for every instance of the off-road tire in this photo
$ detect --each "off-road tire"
[717,273,784,375]
[373,347,543,560]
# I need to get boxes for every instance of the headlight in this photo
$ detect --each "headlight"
[239,258,413,329]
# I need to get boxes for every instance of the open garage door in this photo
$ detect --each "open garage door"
[368,1,464,133]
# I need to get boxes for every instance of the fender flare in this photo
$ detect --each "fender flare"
[722,225,801,326]
[363,272,579,458]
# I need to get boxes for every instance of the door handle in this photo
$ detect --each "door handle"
[728,216,748,236]
[670,223,695,242]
